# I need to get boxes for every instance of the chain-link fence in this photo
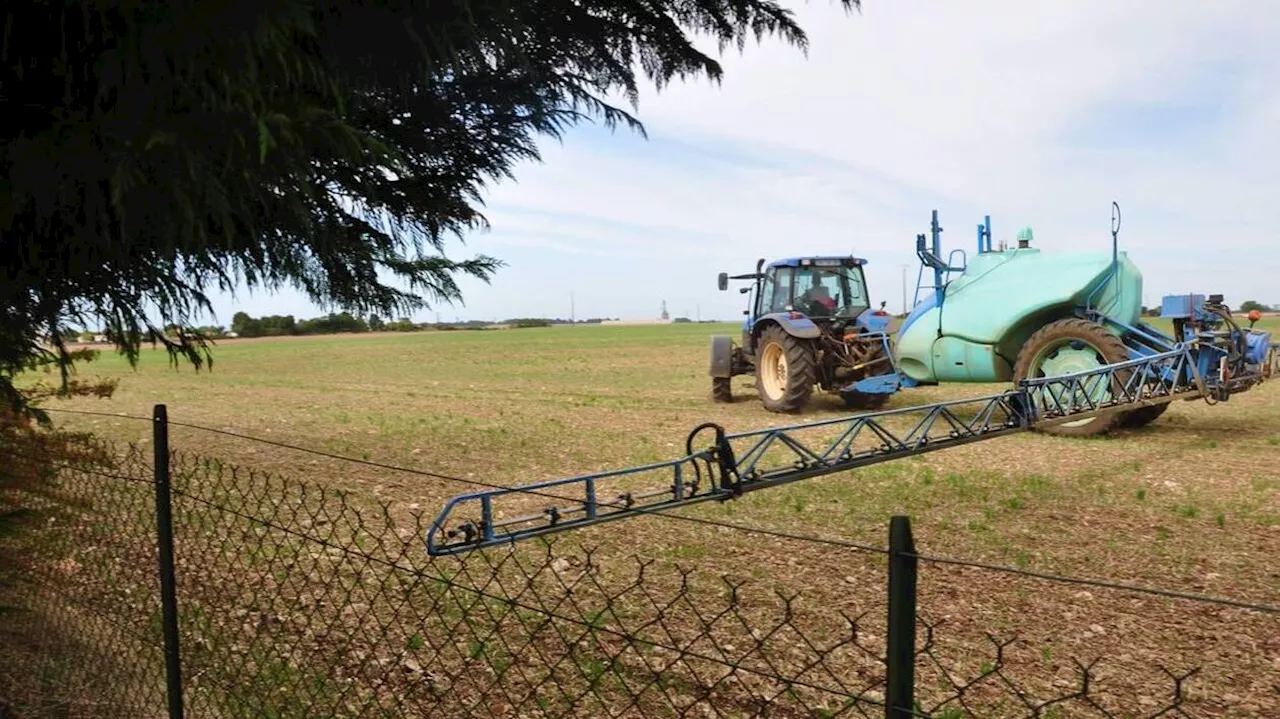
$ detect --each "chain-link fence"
[2,405,1277,718]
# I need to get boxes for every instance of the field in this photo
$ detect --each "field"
[16,320,1280,715]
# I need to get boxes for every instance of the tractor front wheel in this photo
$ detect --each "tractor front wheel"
[711,377,734,403]
[1012,318,1131,437]
[754,325,815,413]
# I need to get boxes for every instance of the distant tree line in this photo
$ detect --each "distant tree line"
[231,311,373,338]
[58,312,722,343]
[500,317,619,328]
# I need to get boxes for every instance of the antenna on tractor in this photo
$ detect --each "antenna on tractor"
[1110,200,1121,267]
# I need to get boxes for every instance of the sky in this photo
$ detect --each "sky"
[198,0,1280,325]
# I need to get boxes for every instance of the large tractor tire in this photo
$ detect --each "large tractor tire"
[754,325,816,413]
[1012,318,1132,437]
[711,377,734,403]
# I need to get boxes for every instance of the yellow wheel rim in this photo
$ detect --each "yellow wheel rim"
[760,343,788,400]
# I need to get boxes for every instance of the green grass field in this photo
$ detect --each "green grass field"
[24,321,1280,708]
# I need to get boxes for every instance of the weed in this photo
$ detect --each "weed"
[666,544,707,560]
[1021,473,1054,496]
[1136,487,1146,503]
[1176,504,1199,519]
[999,496,1024,511]
[1215,512,1225,528]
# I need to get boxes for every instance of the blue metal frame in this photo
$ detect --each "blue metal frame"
[426,344,1260,556]
[976,215,992,254]
[912,210,967,310]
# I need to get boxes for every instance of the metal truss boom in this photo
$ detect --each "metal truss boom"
[426,346,1235,556]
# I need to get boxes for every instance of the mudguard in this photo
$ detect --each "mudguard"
[855,309,893,334]
[1244,330,1273,366]
[709,335,735,378]
[758,313,822,339]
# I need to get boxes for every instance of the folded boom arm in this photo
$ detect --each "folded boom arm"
[427,346,1235,556]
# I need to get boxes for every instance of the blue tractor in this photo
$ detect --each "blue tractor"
[709,256,901,413]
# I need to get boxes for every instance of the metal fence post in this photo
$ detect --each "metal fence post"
[885,515,918,719]
[153,404,185,719]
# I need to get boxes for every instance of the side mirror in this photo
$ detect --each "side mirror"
[717,272,728,291]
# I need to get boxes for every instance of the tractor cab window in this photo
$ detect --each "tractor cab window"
[758,267,795,315]
[794,265,868,318]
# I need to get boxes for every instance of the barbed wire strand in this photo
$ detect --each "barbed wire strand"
[906,551,1280,614]
[33,405,1280,614]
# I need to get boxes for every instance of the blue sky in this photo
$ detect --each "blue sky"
[195,0,1280,325]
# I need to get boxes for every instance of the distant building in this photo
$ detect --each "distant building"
[601,318,674,326]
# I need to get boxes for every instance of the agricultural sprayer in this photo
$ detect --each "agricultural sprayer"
[710,203,1277,436]
[424,202,1277,556]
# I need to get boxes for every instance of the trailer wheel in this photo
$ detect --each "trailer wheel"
[711,377,734,403]
[1119,403,1169,428]
[754,325,815,413]
[840,391,890,411]
[1012,318,1131,437]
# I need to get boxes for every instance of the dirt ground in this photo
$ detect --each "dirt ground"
[26,323,1280,715]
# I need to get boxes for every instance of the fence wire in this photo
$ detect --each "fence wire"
[2,423,1275,718]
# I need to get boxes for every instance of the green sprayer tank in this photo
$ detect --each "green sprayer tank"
[894,238,1143,386]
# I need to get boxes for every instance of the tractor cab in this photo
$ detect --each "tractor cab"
[757,257,870,322]
[718,256,886,344]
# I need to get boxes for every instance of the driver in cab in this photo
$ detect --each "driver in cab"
[800,274,838,316]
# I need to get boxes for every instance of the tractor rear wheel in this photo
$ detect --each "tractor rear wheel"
[711,377,734,403]
[1012,318,1131,437]
[754,325,815,413]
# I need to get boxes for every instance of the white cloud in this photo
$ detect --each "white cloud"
[203,0,1280,324]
